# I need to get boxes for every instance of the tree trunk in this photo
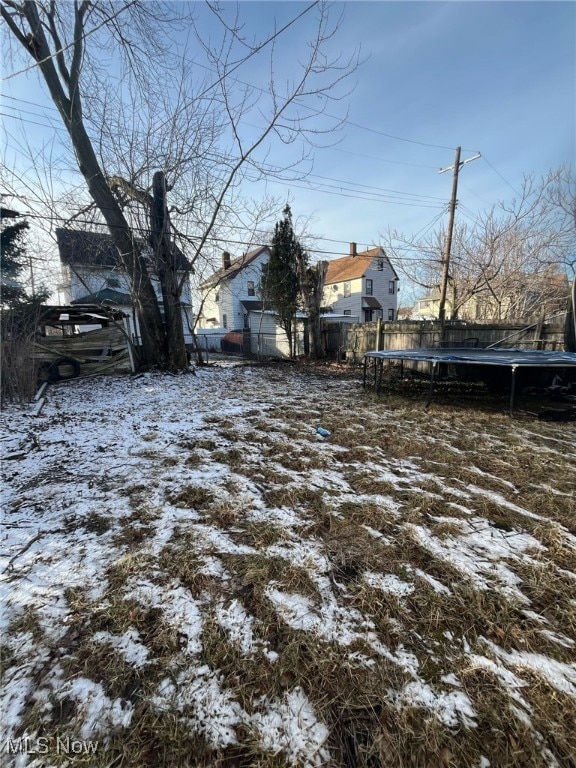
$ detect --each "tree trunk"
[9,1,166,369]
[296,254,327,360]
[151,172,188,370]
[309,262,327,360]
[286,321,293,359]
[565,279,576,353]
[71,127,166,367]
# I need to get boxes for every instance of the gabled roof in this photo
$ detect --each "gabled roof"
[56,228,190,271]
[324,247,397,284]
[201,246,270,288]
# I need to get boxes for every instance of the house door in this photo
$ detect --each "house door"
[364,309,373,322]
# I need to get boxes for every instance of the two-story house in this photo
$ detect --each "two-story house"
[322,244,399,322]
[197,246,271,331]
[56,228,194,344]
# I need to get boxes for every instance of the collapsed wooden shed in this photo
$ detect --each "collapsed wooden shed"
[33,304,134,381]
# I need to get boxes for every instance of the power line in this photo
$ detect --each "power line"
[2,94,454,173]
[411,208,448,241]
[0,110,68,134]
[2,8,467,161]
[458,204,484,227]
[301,107,457,151]
[254,163,447,201]
[10,191,444,255]
[482,156,521,197]
[2,131,447,210]
[259,177,444,208]
[6,205,438,260]
[329,146,439,170]
[1,106,448,205]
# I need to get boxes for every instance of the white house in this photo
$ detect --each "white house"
[197,246,271,331]
[56,228,194,345]
[322,244,399,322]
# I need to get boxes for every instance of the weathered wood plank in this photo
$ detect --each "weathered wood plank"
[30,325,132,377]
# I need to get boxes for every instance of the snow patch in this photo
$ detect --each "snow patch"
[389,681,477,728]
[363,571,415,597]
[252,687,331,767]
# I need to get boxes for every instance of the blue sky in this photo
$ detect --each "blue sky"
[217,1,574,250]
[1,1,574,297]
[245,0,574,246]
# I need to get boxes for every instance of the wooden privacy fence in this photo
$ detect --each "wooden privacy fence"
[325,320,568,364]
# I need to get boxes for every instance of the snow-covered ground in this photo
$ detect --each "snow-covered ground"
[1,366,575,767]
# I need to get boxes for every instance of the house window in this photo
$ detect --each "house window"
[388,308,394,321]
[377,259,384,271]
[389,280,395,295]
[107,277,120,288]
[332,284,338,292]
[222,313,228,329]
[365,279,373,296]
[344,281,351,297]
[215,291,220,302]
[247,281,255,297]
[343,310,352,316]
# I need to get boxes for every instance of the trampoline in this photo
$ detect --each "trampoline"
[363,348,576,414]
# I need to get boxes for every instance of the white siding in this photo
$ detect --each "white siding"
[62,264,194,344]
[64,265,134,298]
[248,312,305,358]
[324,276,364,317]
[198,285,221,328]
[228,254,268,329]
[322,250,398,322]
[198,249,269,330]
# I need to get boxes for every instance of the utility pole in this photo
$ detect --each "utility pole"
[438,147,481,343]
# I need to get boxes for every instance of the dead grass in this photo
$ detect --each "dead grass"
[336,499,399,530]
[230,553,322,607]
[64,510,112,535]
[231,520,289,549]
[166,485,215,510]
[343,469,399,497]
[261,484,327,513]
[324,519,392,584]
[4,365,576,768]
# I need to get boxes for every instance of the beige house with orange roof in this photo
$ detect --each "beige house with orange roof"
[322,243,399,322]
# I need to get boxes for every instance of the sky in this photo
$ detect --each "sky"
[1,1,574,302]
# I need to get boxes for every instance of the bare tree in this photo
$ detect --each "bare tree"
[384,167,576,323]
[2,0,357,370]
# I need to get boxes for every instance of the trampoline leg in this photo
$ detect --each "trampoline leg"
[509,366,517,417]
[377,359,383,393]
[425,362,437,409]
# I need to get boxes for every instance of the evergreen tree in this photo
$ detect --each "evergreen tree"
[1,209,49,402]
[1,210,29,305]
[260,205,301,357]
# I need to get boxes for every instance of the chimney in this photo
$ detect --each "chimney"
[222,251,231,270]
[349,242,357,258]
